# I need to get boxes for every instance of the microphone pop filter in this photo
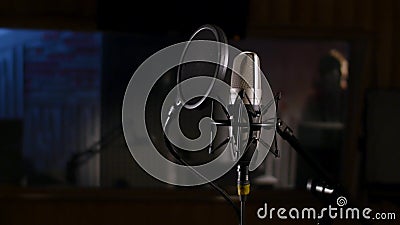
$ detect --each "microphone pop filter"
[177,24,228,109]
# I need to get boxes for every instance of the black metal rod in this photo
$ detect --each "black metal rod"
[276,118,333,184]
[240,200,245,225]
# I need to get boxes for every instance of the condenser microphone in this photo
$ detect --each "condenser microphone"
[230,52,262,159]
[230,52,263,202]
[230,52,262,109]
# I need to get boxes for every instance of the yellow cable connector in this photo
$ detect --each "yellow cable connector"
[237,184,250,196]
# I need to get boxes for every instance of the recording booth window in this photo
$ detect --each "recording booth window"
[0,29,102,187]
[0,28,184,188]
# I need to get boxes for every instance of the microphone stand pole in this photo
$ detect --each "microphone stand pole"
[236,99,263,225]
[236,138,258,225]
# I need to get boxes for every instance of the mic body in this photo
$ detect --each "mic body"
[230,52,262,201]
[231,52,262,106]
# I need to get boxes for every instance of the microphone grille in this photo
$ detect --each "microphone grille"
[231,52,258,89]
[230,70,243,89]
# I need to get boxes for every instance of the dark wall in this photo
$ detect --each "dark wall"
[0,120,23,184]
[97,0,249,38]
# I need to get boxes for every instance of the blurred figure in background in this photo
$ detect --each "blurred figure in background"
[303,49,348,122]
[296,49,349,187]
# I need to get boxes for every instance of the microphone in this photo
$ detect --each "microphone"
[230,52,262,202]
[231,52,262,107]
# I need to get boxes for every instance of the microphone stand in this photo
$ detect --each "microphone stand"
[247,91,338,224]
[235,92,264,225]
[276,118,334,184]
[274,116,374,225]
[237,137,258,225]
[275,118,335,225]
[273,117,372,225]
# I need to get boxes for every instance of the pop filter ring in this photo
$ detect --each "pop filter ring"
[176,24,229,109]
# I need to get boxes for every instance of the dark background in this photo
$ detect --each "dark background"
[0,0,399,224]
